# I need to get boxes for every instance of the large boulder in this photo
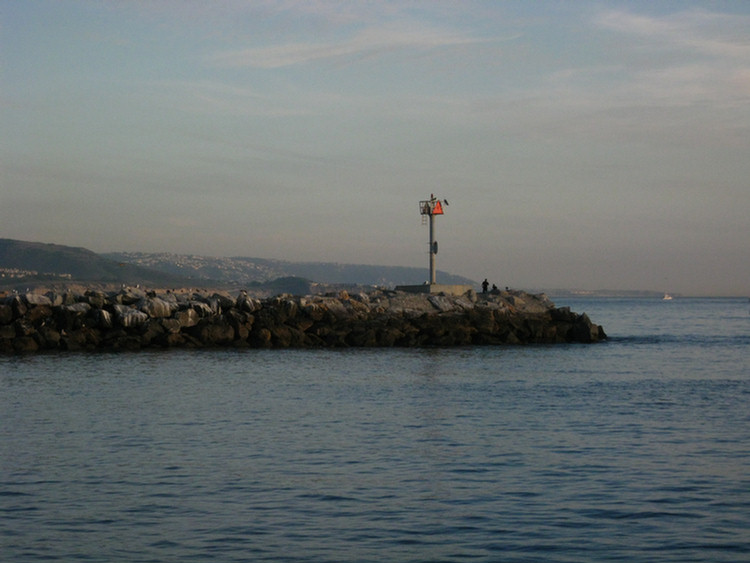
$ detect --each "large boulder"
[138,297,176,318]
[113,305,149,328]
[0,304,13,325]
[25,293,53,307]
[175,308,200,328]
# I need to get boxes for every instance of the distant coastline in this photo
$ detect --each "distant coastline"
[2,238,740,298]
[545,289,679,299]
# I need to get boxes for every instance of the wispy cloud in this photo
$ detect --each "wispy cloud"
[591,8,750,109]
[210,24,493,68]
[595,8,750,60]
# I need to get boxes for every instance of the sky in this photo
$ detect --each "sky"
[2,1,748,296]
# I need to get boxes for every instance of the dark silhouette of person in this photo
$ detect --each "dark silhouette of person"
[482,279,489,293]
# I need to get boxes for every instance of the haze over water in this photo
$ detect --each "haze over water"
[2,297,748,561]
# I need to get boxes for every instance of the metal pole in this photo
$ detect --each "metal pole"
[429,212,436,284]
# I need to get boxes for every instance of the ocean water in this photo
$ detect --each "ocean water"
[1,297,748,562]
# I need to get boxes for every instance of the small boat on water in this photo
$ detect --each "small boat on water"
[663,293,673,301]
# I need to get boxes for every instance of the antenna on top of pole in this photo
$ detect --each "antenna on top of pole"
[419,194,449,284]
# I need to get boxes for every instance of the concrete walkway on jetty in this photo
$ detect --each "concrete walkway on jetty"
[0,286,606,353]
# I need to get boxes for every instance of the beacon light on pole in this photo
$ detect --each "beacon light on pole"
[418,194,449,284]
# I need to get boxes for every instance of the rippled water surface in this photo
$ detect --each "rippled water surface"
[2,298,748,562]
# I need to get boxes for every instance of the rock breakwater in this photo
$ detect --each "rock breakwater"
[0,287,605,353]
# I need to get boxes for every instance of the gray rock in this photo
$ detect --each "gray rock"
[93,309,114,329]
[117,308,149,328]
[428,295,456,312]
[0,304,13,325]
[24,293,53,307]
[45,292,65,307]
[175,309,200,328]
[138,297,176,318]
[65,302,91,315]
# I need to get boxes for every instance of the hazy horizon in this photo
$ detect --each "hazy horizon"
[2,1,748,297]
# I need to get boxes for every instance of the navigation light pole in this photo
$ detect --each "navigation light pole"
[419,194,448,284]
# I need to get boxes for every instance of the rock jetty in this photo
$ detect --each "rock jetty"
[0,287,606,353]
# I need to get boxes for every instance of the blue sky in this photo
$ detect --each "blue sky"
[2,1,748,295]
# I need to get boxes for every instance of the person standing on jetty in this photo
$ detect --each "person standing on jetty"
[482,279,489,293]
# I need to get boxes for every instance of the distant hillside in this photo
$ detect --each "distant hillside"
[0,238,477,290]
[0,239,187,287]
[102,251,477,288]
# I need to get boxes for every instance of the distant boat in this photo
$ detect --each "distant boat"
[663,293,673,301]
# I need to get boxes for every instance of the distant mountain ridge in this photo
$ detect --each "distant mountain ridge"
[0,238,186,286]
[1,239,678,298]
[0,238,477,289]
[102,251,477,287]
